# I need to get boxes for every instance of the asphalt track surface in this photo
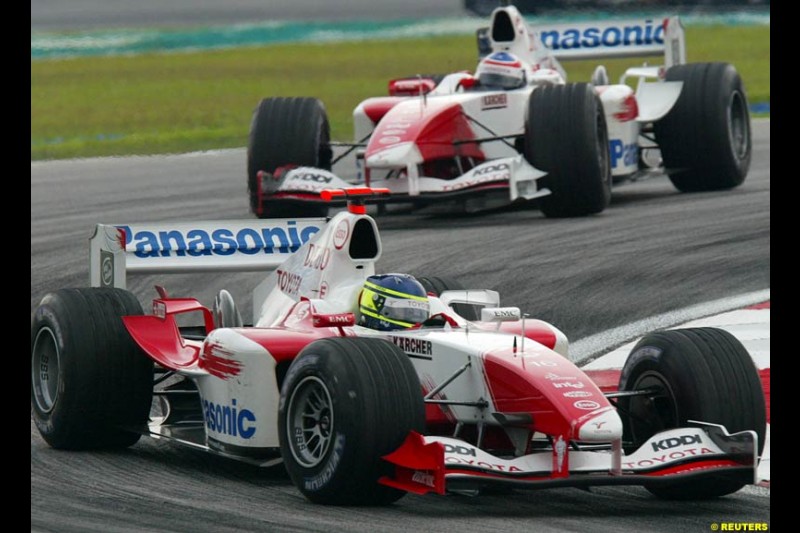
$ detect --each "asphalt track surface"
[31,121,770,531]
[30,0,467,31]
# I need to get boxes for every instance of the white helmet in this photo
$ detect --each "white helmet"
[476,52,527,90]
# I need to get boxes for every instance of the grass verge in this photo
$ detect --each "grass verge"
[31,26,769,161]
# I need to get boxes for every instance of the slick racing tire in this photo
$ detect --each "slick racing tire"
[415,275,480,321]
[653,62,751,192]
[247,97,332,218]
[31,288,153,450]
[618,327,766,500]
[279,337,425,505]
[525,83,612,218]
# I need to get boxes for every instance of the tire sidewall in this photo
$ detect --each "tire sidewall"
[618,343,688,445]
[619,340,709,434]
[247,97,331,217]
[716,66,751,179]
[657,63,751,191]
[620,328,765,453]
[278,349,361,499]
[31,300,72,438]
[620,329,765,499]
[526,83,611,217]
[31,288,152,450]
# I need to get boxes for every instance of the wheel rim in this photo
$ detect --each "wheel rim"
[727,90,750,161]
[626,371,679,449]
[286,376,334,468]
[32,327,60,413]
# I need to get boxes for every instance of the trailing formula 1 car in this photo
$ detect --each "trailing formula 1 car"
[247,4,751,218]
[31,188,766,505]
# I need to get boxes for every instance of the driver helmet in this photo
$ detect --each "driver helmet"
[358,274,430,331]
[476,52,527,90]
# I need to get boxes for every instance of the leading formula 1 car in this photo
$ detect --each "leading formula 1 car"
[31,189,765,505]
[246,4,751,219]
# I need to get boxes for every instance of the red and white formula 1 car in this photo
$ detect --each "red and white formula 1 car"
[246,4,751,219]
[31,189,765,505]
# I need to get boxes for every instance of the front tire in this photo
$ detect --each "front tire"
[247,97,332,218]
[31,288,153,450]
[279,337,425,505]
[654,62,751,192]
[618,327,766,499]
[525,83,612,217]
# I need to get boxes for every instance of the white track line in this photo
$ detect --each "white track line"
[571,289,770,364]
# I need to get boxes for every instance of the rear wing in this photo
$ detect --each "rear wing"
[90,219,326,289]
[477,16,686,68]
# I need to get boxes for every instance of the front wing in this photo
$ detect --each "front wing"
[257,156,549,211]
[380,424,758,495]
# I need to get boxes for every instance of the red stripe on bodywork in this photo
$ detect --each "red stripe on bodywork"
[760,369,770,423]
[614,94,639,122]
[361,97,404,123]
[233,301,349,363]
[123,315,201,370]
[444,459,741,481]
[482,346,612,439]
[638,459,741,477]
[489,319,558,350]
[366,100,484,163]
[483,59,522,67]
[199,341,243,380]
[747,301,770,310]
[381,431,446,495]
[234,328,341,364]
[582,369,620,394]
[271,192,327,201]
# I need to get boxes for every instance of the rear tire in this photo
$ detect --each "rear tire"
[247,97,332,218]
[279,337,425,505]
[618,327,766,499]
[654,62,751,192]
[31,288,153,450]
[415,276,480,321]
[525,83,611,217]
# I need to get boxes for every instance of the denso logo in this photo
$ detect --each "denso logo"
[609,139,638,168]
[303,243,330,270]
[203,399,256,439]
[540,20,664,51]
[651,434,702,451]
[118,222,320,259]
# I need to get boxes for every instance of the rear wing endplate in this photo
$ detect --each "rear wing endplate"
[477,16,685,68]
[90,219,326,289]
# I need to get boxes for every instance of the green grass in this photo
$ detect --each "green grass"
[31,26,769,161]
